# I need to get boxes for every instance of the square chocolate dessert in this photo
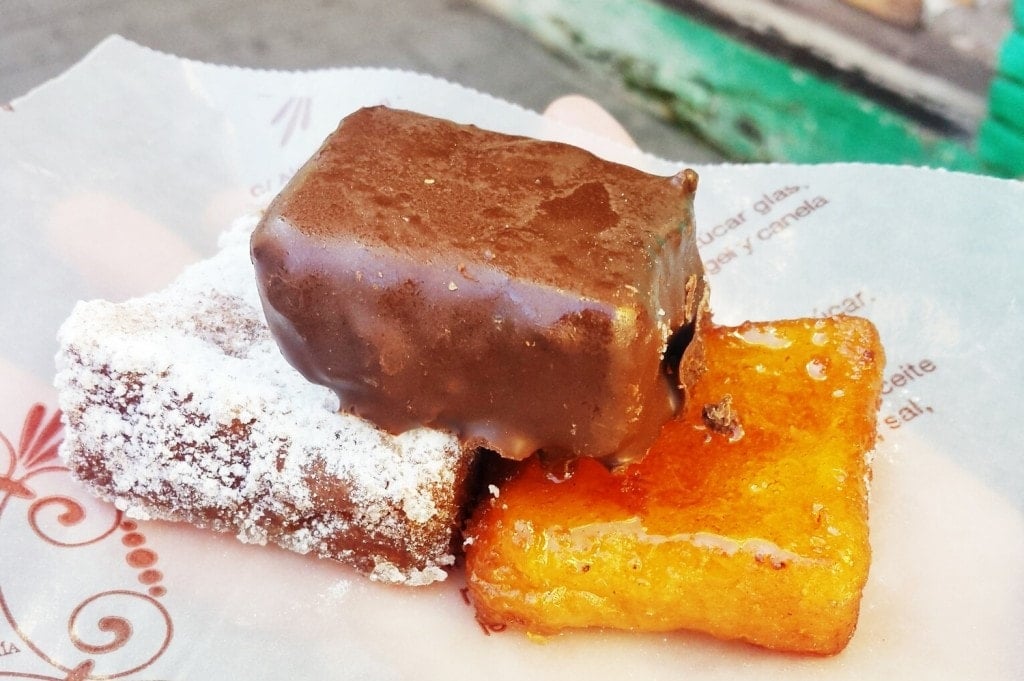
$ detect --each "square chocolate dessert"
[252,106,706,462]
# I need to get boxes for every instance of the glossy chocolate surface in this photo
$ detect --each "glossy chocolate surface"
[252,106,705,460]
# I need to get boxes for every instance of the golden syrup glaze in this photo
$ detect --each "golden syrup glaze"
[465,316,885,654]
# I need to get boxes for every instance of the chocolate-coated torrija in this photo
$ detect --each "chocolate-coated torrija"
[251,106,706,460]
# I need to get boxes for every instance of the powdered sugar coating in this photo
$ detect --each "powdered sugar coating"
[55,215,474,584]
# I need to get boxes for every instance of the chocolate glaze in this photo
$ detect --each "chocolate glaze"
[252,106,706,461]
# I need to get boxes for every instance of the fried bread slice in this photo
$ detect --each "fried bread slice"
[465,316,884,653]
[55,217,476,585]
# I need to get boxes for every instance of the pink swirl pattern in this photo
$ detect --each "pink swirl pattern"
[28,496,119,548]
[0,404,175,679]
[67,590,173,674]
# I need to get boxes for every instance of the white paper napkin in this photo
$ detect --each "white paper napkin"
[1,36,1021,680]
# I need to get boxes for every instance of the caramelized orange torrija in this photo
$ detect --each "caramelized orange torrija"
[464,316,884,654]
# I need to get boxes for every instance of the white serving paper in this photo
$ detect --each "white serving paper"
[1,36,1022,680]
